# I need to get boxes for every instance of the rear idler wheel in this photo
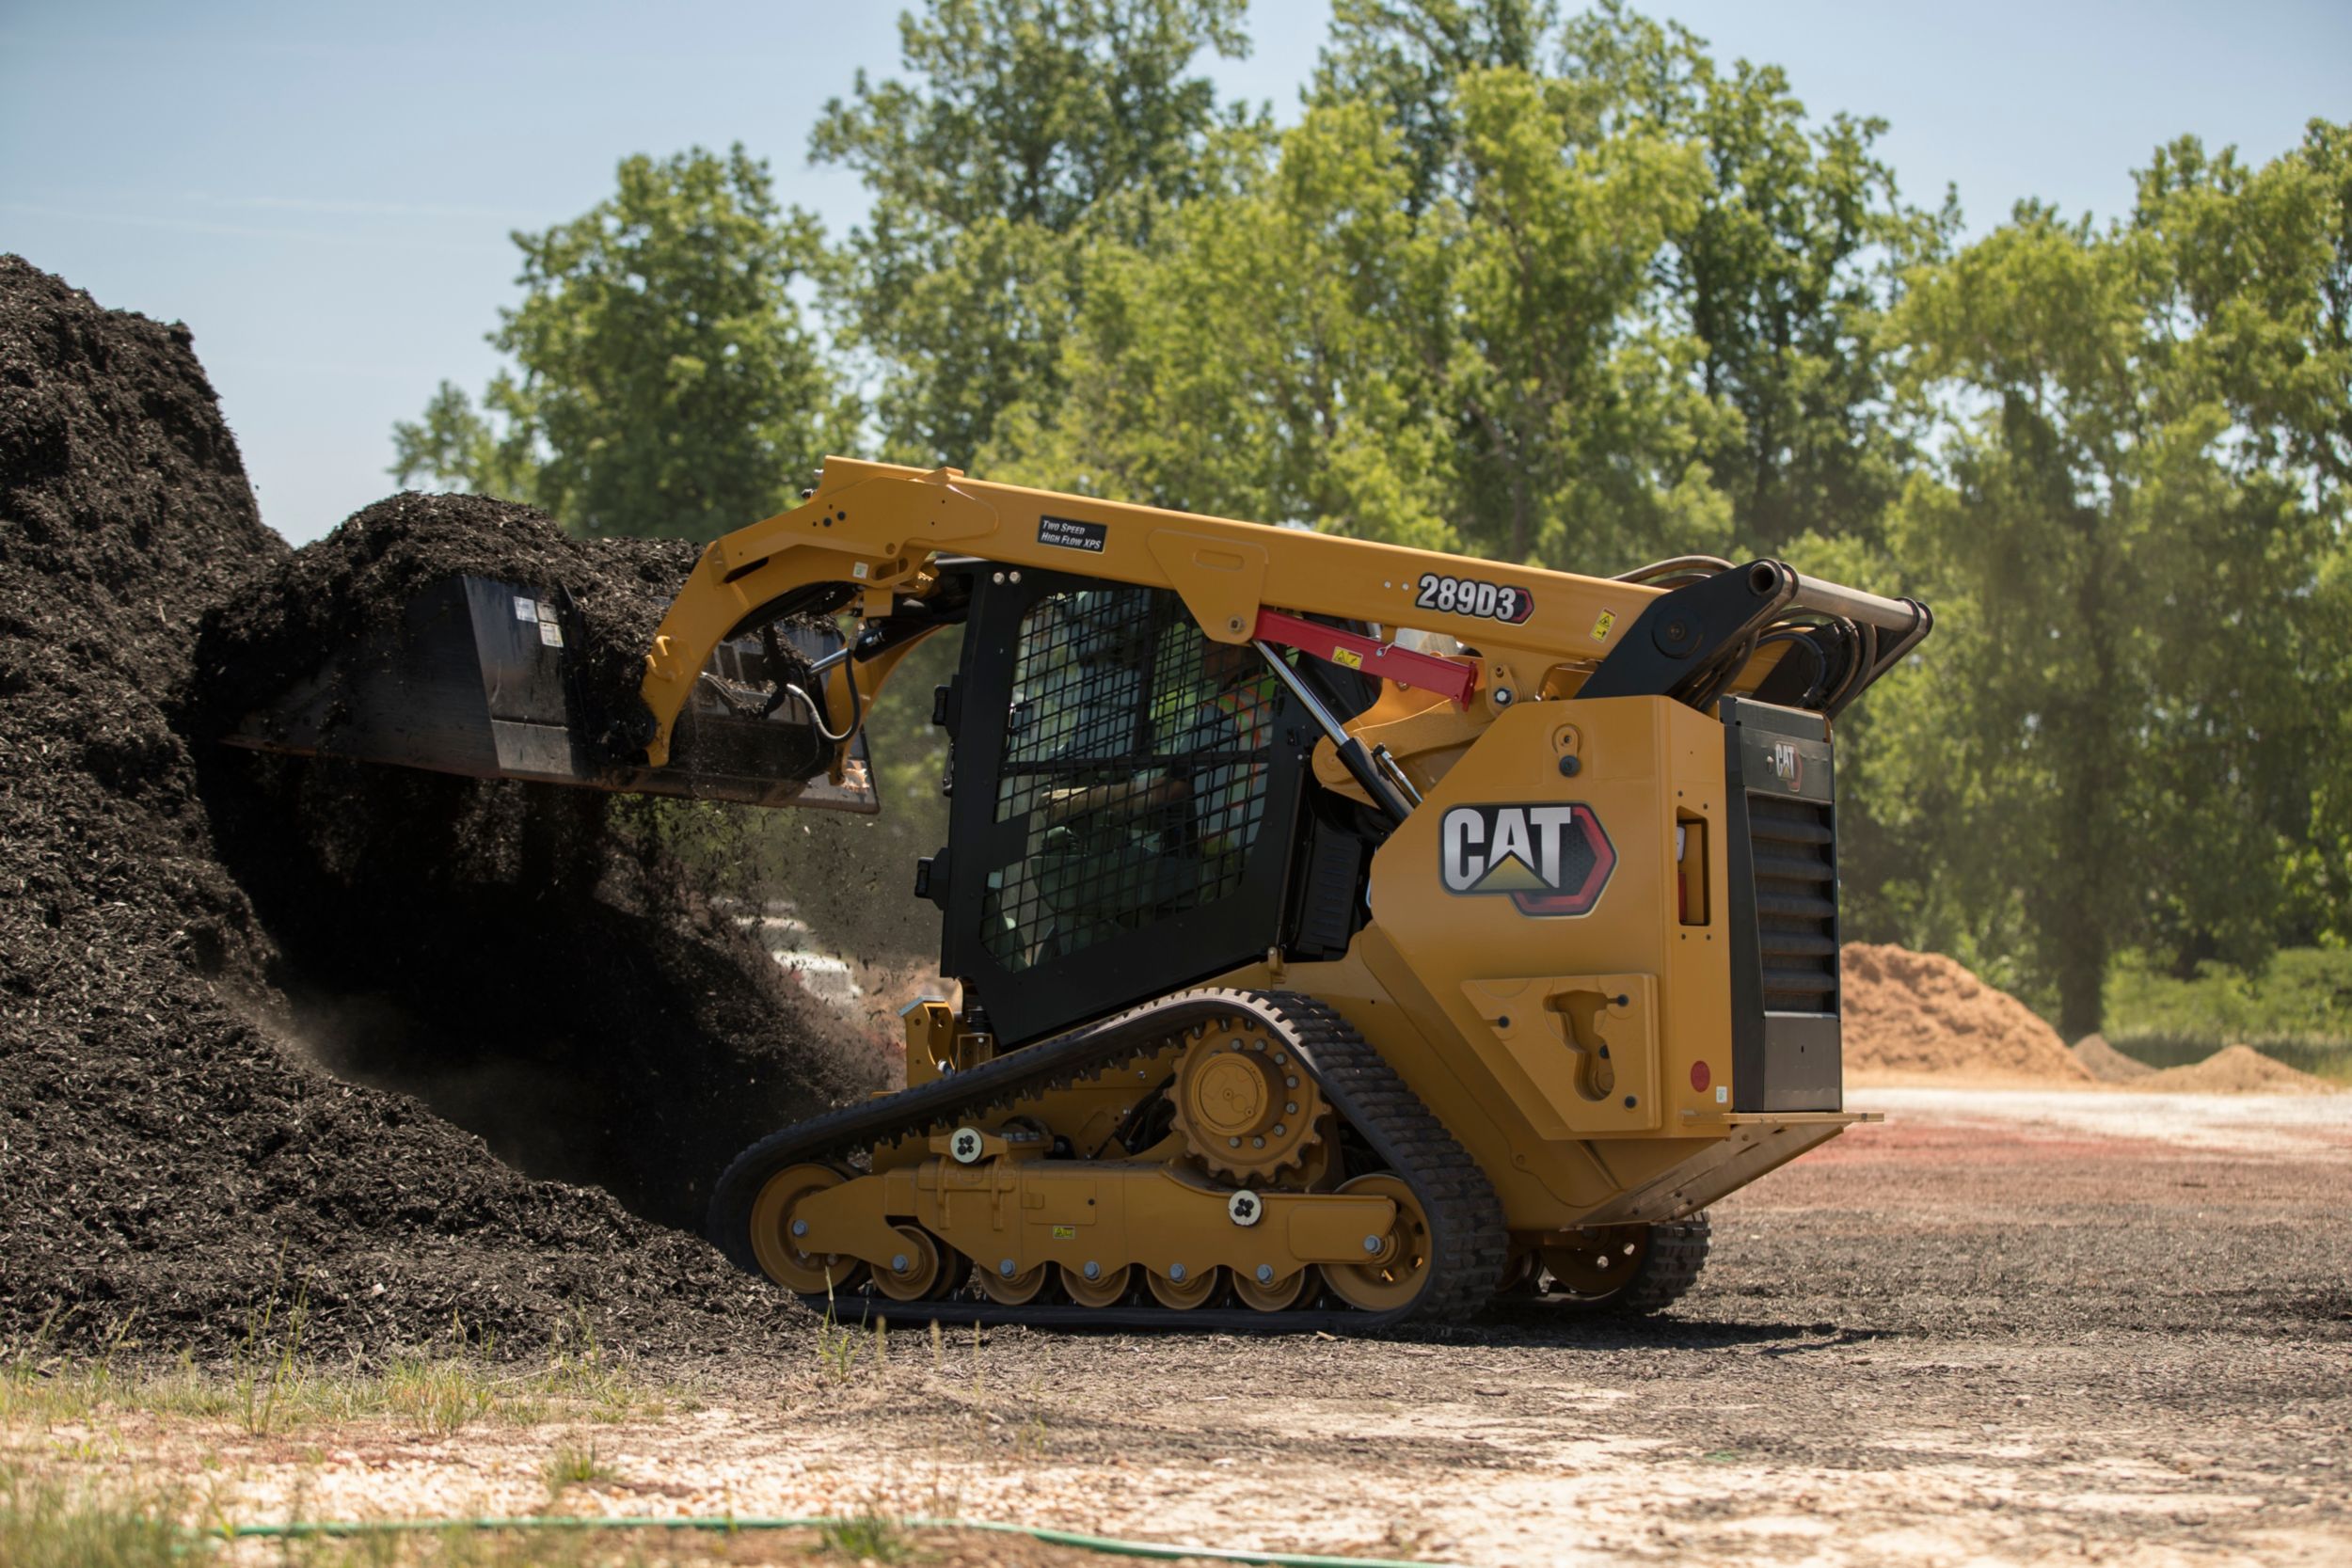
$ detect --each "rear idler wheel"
[1540,1212,1711,1314]
[746,1164,869,1295]
[1323,1173,1433,1313]
[1492,1250,1542,1298]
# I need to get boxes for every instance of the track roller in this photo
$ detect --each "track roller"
[1147,1264,1225,1310]
[1232,1264,1317,1312]
[871,1226,949,1304]
[978,1259,1052,1306]
[1059,1262,1134,1307]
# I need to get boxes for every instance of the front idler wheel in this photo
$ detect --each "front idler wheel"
[746,1164,868,1294]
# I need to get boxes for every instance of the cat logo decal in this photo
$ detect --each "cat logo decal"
[1438,803,1616,916]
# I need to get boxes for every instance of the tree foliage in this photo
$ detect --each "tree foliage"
[1871,121,2348,1034]
[810,0,1259,466]
[1559,5,1950,550]
[992,0,1942,577]
[392,144,850,539]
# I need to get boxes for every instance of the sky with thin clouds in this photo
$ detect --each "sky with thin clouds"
[4,0,2344,545]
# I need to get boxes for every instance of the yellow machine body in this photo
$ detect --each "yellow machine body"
[654,460,1930,1324]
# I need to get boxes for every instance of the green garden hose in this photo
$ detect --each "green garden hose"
[207,1512,1454,1567]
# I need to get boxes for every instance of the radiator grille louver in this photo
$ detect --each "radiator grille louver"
[1746,795,1838,1013]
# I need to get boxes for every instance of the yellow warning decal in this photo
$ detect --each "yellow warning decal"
[1590,610,1616,642]
[1050,1225,1076,1240]
[1333,646,1363,670]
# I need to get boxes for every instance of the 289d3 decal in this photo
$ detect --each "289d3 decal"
[1414,572,1534,624]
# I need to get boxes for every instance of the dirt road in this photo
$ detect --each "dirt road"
[36,1085,2334,1567]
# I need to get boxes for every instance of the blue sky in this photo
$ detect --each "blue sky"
[4,0,2344,544]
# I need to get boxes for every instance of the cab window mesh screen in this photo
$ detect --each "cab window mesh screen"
[981,587,1278,974]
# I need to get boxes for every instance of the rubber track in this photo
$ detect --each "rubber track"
[708,988,1508,1332]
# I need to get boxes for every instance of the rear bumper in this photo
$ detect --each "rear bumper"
[1569,1111,1881,1226]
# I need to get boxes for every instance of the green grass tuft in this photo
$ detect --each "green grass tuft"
[818,1512,911,1563]
[0,1467,182,1568]
[543,1437,616,1497]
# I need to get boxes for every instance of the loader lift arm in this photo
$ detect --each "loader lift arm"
[634,457,1930,770]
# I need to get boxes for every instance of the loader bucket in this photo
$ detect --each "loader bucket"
[225,574,878,812]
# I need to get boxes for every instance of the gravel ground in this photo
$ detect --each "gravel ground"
[24,1085,2346,1567]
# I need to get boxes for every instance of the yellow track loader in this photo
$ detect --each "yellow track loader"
[235,459,1931,1328]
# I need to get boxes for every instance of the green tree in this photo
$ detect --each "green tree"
[1311,0,1556,214]
[388,379,542,506]
[1003,21,1719,568]
[2133,120,2352,946]
[812,0,1258,466]
[392,144,851,540]
[1307,3,1946,557]
[1866,122,2349,1037]
[1439,62,1714,565]
[1558,4,1949,552]
[988,100,1458,546]
[1024,2,1952,573]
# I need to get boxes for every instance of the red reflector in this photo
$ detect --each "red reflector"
[1690,1060,1711,1092]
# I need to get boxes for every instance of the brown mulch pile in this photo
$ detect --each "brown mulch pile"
[1841,942,2094,1084]
[2071,1033,2157,1083]
[0,255,883,1360]
[2140,1044,2340,1095]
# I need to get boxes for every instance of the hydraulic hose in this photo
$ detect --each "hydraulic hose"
[200,1513,1454,1567]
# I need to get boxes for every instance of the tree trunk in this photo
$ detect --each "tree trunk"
[2056,919,2107,1043]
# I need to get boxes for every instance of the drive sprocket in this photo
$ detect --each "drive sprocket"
[1166,1014,1327,1181]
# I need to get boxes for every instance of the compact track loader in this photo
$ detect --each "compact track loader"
[235,459,1930,1329]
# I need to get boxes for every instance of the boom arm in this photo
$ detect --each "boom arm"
[638,457,1928,768]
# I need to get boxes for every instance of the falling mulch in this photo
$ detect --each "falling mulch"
[0,255,884,1362]
[1841,942,2094,1085]
[2138,1043,2340,1095]
[2071,1033,2157,1083]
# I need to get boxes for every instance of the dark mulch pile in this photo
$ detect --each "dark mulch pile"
[186,491,893,1234]
[0,255,882,1361]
